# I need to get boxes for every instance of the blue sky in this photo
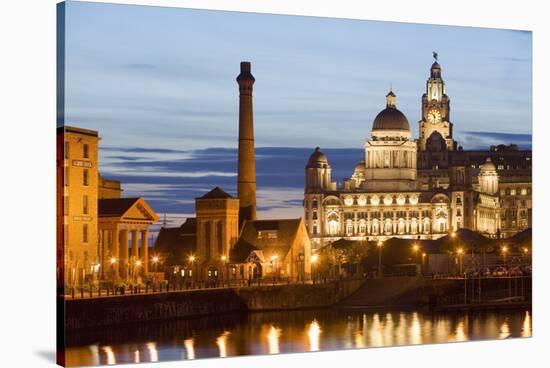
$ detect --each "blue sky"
[62,1,532,233]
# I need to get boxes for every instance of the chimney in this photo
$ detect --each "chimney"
[236,61,256,225]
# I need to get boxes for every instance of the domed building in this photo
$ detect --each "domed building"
[303,57,531,249]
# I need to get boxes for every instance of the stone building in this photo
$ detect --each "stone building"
[304,59,531,249]
[57,126,99,288]
[57,125,158,288]
[154,62,312,281]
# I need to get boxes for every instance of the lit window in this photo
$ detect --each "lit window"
[521,188,527,195]
[510,189,516,196]
[83,195,88,215]
[83,224,88,243]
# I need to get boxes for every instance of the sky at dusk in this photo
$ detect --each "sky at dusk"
[60,1,532,236]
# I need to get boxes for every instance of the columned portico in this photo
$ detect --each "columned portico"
[98,197,159,282]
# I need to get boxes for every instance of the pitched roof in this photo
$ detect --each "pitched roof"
[98,198,140,217]
[198,186,234,199]
[230,238,259,263]
[235,219,303,263]
[154,218,197,266]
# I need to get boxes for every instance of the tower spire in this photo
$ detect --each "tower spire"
[236,61,257,226]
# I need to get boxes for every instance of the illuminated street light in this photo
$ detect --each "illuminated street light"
[110,257,117,265]
[457,248,464,276]
[377,240,384,278]
[311,254,318,284]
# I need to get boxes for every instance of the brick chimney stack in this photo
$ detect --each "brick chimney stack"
[236,61,257,225]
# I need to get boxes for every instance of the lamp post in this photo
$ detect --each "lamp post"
[411,243,420,275]
[221,255,228,287]
[311,254,318,284]
[188,255,196,287]
[109,257,117,283]
[377,241,383,278]
[135,259,142,284]
[152,255,160,286]
[501,246,508,269]
[298,252,305,283]
[457,248,464,276]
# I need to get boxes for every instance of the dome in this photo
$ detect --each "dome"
[372,107,410,131]
[372,90,410,131]
[480,157,496,173]
[354,160,365,172]
[306,147,328,168]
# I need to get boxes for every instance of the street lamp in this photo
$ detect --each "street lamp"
[151,255,160,287]
[188,255,197,286]
[221,255,228,286]
[109,257,117,282]
[270,255,279,282]
[457,248,464,276]
[501,246,508,271]
[311,254,318,283]
[377,241,384,278]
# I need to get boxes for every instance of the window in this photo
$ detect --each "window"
[83,169,89,186]
[312,225,317,234]
[83,224,88,243]
[64,166,69,187]
[521,188,527,195]
[64,197,69,216]
[312,210,318,220]
[83,144,89,159]
[204,222,211,259]
[64,141,69,159]
[83,195,88,215]
[217,221,223,254]
[510,189,516,196]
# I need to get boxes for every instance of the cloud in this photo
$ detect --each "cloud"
[456,131,532,150]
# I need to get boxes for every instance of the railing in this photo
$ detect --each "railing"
[62,276,350,300]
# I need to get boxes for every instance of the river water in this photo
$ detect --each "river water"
[65,307,532,366]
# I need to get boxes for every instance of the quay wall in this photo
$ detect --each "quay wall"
[64,280,364,330]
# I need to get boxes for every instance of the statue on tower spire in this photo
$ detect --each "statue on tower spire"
[432,51,438,62]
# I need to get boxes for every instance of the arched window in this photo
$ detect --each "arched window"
[398,219,405,234]
[359,220,367,234]
[384,219,393,234]
[372,220,379,235]
[327,212,340,236]
[410,219,418,234]
[346,221,353,236]
[423,219,431,234]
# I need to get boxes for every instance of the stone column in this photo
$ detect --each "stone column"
[141,229,149,275]
[120,229,129,280]
[111,228,119,279]
[131,229,139,260]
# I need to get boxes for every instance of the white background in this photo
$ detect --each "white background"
[0,0,547,367]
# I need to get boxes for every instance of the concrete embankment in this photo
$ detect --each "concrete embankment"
[338,276,532,309]
[64,279,364,330]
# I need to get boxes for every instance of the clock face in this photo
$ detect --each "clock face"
[427,109,441,124]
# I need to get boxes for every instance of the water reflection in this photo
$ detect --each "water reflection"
[101,346,115,365]
[267,325,282,354]
[216,331,231,357]
[146,342,158,362]
[183,338,195,360]
[64,308,532,366]
[499,320,511,339]
[522,311,531,338]
[308,319,322,351]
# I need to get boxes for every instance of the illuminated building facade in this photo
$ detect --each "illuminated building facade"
[304,59,531,249]
[57,125,158,288]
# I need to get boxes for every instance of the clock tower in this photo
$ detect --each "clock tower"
[418,56,456,151]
